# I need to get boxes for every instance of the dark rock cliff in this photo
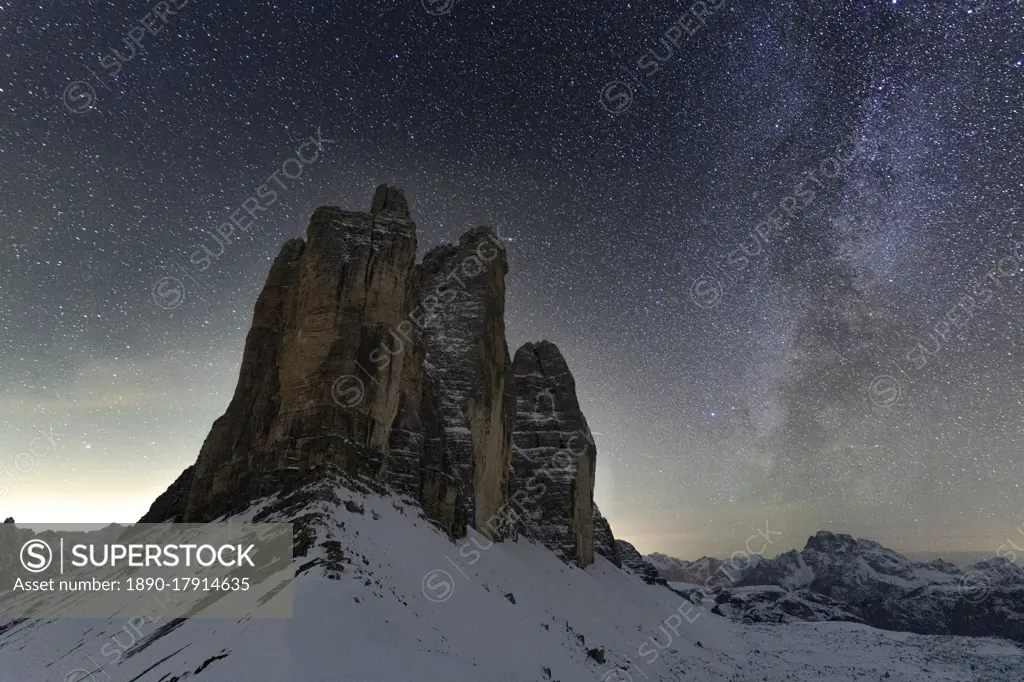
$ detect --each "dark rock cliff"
[415,226,515,539]
[594,504,621,568]
[181,187,420,522]
[616,539,664,585]
[507,341,596,566]
[139,465,194,523]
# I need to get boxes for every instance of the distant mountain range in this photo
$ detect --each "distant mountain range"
[906,550,1021,568]
[646,531,1024,643]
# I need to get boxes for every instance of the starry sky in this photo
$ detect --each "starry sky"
[1,0,1022,562]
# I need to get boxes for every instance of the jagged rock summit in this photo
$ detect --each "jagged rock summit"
[369,183,410,218]
[142,186,620,568]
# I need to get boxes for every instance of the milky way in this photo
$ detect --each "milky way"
[1,0,1021,560]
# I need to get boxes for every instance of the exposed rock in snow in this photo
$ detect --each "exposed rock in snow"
[416,225,515,539]
[593,504,621,568]
[615,539,664,585]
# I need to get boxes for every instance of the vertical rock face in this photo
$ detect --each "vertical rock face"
[509,341,596,567]
[183,186,419,521]
[415,227,515,538]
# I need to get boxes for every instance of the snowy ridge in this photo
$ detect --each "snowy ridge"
[2,473,1022,681]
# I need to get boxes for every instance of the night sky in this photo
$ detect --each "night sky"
[1,0,1022,562]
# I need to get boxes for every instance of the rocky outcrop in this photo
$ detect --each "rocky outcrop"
[182,186,420,521]
[711,586,865,625]
[508,341,596,566]
[593,504,621,568]
[139,186,633,573]
[615,539,664,585]
[139,465,194,522]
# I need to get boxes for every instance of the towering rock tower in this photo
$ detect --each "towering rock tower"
[415,227,516,538]
[142,187,605,565]
[145,187,516,541]
[381,225,515,539]
[508,341,597,567]
[181,187,420,521]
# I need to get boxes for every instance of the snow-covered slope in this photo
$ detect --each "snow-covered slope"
[2,472,1022,682]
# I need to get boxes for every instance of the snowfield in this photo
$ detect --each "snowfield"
[1,475,1021,682]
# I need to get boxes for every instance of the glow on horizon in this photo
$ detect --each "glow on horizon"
[4,495,155,525]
